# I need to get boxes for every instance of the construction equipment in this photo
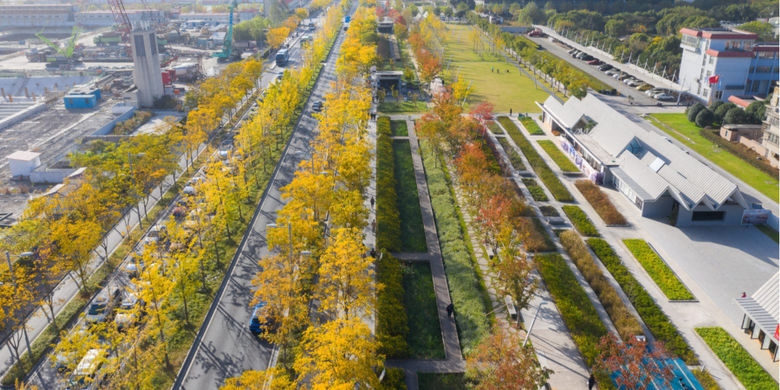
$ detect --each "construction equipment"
[36,26,81,60]
[107,0,134,58]
[212,0,241,61]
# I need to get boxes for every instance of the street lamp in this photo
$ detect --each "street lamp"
[5,251,34,363]
[128,152,147,229]
[523,301,547,347]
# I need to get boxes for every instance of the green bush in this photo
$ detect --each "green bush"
[379,367,407,390]
[487,121,503,134]
[692,368,722,390]
[562,205,600,237]
[559,231,642,340]
[377,116,402,252]
[696,327,777,390]
[498,116,573,202]
[586,238,695,363]
[724,106,749,124]
[714,102,737,123]
[420,140,490,354]
[527,186,548,201]
[535,253,608,366]
[698,128,779,180]
[538,140,578,172]
[687,103,705,122]
[574,180,627,225]
[539,205,559,217]
[519,116,544,135]
[695,109,714,128]
[497,137,524,170]
[622,239,693,301]
[377,252,410,358]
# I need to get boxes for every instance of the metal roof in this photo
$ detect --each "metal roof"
[735,272,779,335]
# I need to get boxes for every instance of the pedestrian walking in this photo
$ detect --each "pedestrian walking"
[588,373,596,390]
[370,248,377,258]
[446,303,454,318]
[509,108,512,116]
[742,292,747,298]
[491,66,494,73]
[371,219,376,233]
[370,197,375,208]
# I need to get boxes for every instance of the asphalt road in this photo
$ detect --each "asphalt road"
[172,7,355,390]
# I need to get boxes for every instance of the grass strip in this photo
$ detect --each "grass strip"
[377,116,402,252]
[559,231,643,340]
[534,253,608,366]
[519,116,544,135]
[695,327,777,390]
[393,140,427,252]
[574,180,627,225]
[622,239,693,301]
[419,139,490,354]
[377,253,410,359]
[497,137,524,170]
[562,205,600,237]
[757,225,779,244]
[498,116,573,202]
[586,238,695,363]
[403,262,445,359]
[390,120,409,136]
[487,121,504,134]
[537,140,578,172]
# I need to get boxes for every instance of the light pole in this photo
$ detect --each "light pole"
[128,152,147,229]
[5,251,34,364]
[522,301,547,347]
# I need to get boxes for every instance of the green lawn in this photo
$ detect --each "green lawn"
[393,140,427,252]
[649,114,778,202]
[390,120,409,136]
[453,61,551,112]
[378,100,428,114]
[403,262,445,359]
[757,224,779,244]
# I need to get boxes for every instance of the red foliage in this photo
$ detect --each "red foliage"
[595,333,675,390]
[455,143,490,186]
[470,102,494,123]
[395,15,406,25]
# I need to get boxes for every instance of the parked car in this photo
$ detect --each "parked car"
[580,55,594,61]
[588,59,602,65]
[123,256,146,278]
[637,83,654,91]
[655,94,675,101]
[312,101,323,111]
[567,49,577,54]
[597,64,613,71]
[570,50,581,57]
[621,76,636,84]
[605,68,621,76]
[115,293,145,329]
[68,349,107,390]
[143,225,168,246]
[575,52,588,59]
[628,79,644,87]
[249,302,269,333]
[85,288,121,323]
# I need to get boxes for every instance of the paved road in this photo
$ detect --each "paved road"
[173,6,354,390]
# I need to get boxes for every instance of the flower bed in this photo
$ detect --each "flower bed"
[586,238,695,363]
[562,205,600,237]
[574,180,627,225]
[622,239,694,301]
[696,327,777,390]
[534,253,608,365]
[559,231,642,340]
[420,139,490,354]
[519,116,544,135]
[498,116,573,202]
[537,140,578,172]
[497,137,524,170]
[376,116,402,252]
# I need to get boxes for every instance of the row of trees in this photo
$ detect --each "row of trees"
[407,13,447,86]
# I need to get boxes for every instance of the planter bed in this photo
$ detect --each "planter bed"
[562,205,600,237]
[519,116,544,135]
[376,117,402,252]
[574,180,627,226]
[521,178,548,202]
[695,327,777,390]
[538,140,578,172]
[393,140,427,252]
[622,239,694,301]
[497,137,524,170]
[403,262,445,359]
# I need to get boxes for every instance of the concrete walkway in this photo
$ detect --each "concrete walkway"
[384,116,465,390]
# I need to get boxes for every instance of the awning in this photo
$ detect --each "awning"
[735,297,779,340]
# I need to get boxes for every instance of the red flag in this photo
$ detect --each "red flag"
[708,75,720,84]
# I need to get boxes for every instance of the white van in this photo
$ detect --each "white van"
[67,349,106,389]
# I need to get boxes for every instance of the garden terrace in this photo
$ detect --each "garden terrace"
[622,239,694,301]
[573,180,627,226]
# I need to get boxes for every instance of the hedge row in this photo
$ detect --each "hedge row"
[377,252,409,359]
[519,116,544,135]
[498,116,573,202]
[696,327,777,390]
[562,205,600,237]
[622,239,694,301]
[586,238,696,363]
[559,231,643,340]
[522,178,549,202]
[699,128,779,181]
[534,253,608,366]
[574,180,627,226]
[538,140,578,172]
[419,139,490,354]
[497,137,524,170]
[377,116,402,252]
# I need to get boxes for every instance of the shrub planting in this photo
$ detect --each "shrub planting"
[519,116,544,135]
[623,239,693,301]
[534,253,608,366]
[562,205,600,237]
[390,120,409,136]
[574,180,627,225]
[559,231,642,340]
[393,140,427,252]
[497,137,524,170]
[376,117,402,251]
[522,178,548,201]
[518,217,556,252]
[499,116,573,202]
[586,238,695,363]
[696,327,777,390]
[487,121,503,134]
[539,206,559,217]
[377,252,409,358]
[538,141,578,172]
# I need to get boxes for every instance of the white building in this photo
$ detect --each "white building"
[6,151,41,178]
[735,272,779,362]
[75,10,168,27]
[0,4,78,28]
[537,93,750,226]
[679,27,779,104]
[762,87,779,166]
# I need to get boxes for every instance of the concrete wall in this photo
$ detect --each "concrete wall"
[675,203,746,226]
[641,195,676,218]
[0,103,45,130]
[30,169,76,184]
[739,136,768,157]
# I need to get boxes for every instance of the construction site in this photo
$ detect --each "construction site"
[0,0,255,227]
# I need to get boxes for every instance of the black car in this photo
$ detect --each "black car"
[580,55,594,61]
[597,64,613,71]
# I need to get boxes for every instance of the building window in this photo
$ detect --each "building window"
[756,66,772,73]
[704,89,709,98]
[757,51,776,59]
[692,211,725,221]
[706,70,712,78]
[725,40,742,51]
[715,91,723,99]
[752,80,761,92]
[681,34,700,49]
[750,66,755,73]
[709,56,714,64]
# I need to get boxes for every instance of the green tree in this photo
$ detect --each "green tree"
[724,107,749,124]
[695,109,714,128]
[737,21,775,42]
[746,100,768,124]
[686,103,706,122]
[605,19,628,36]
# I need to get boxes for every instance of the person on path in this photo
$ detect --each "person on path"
[370,197,375,208]
[491,66,494,73]
[742,292,747,298]
[588,373,596,390]
[370,248,377,258]
[371,219,376,233]
[509,108,512,116]
[446,303,454,318]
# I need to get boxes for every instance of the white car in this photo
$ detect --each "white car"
[143,225,168,246]
[115,293,145,329]
[85,289,121,323]
[655,94,675,101]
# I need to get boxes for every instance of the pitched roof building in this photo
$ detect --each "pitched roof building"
[735,272,779,362]
[537,93,749,226]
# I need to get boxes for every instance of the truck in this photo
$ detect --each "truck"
[275,48,289,66]
[94,32,123,45]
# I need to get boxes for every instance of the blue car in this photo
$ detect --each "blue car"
[249,302,267,333]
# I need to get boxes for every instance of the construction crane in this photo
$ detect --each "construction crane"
[107,0,134,58]
[36,26,81,60]
[212,0,239,61]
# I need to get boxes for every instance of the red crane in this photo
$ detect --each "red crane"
[107,0,133,58]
